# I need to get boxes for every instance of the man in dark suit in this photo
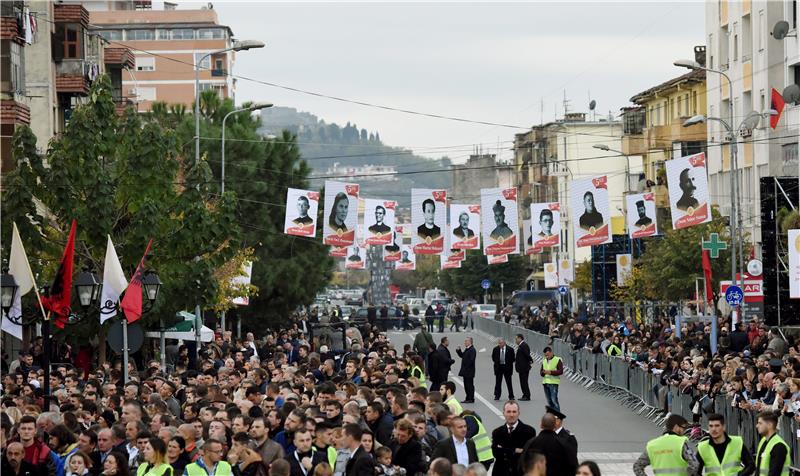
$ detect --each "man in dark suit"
[522,413,577,476]
[343,424,374,476]
[430,337,455,392]
[515,334,533,401]
[492,338,515,400]
[456,337,476,403]
[546,406,578,458]
[431,416,478,465]
[288,429,327,476]
[491,401,537,476]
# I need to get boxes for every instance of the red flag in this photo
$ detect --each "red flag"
[771,88,785,129]
[42,220,77,328]
[120,239,153,323]
[701,248,713,303]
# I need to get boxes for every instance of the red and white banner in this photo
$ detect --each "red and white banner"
[384,225,403,262]
[396,245,416,270]
[529,202,560,250]
[449,204,481,250]
[626,193,658,239]
[666,153,711,230]
[441,253,462,270]
[363,199,396,245]
[284,188,320,237]
[323,181,359,246]
[412,189,447,254]
[488,254,509,265]
[345,245,366,270]
[571,176,612,248]
[481,187,519,256]
[329,246,347,258]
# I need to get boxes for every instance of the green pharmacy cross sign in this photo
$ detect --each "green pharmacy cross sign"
[702,232,728,259]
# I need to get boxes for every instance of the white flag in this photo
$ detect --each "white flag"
[4,223,37,340]
[100,235,127,324]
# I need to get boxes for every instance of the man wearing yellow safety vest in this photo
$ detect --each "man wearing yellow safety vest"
[754,411,792,476]
[441,381,463,415]
[632,414,699,476]
[463,411,494,470]
[696,413,754,476]
[183,439,232,476]
[539,347,562,411]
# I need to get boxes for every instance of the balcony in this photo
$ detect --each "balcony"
[645,121,706,149]
[104,47,135,69]
[56,60,89,94]
[621,134,647,156]
[54,4,89,27]
[0,15,22,45]
[0,99,30,125]
[211,68,227,77]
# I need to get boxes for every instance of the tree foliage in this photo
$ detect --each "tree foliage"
[438,251,528,300]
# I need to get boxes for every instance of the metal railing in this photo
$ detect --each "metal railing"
[475,317,800,463]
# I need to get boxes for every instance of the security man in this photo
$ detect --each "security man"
[633,414,699,476]
[463,411,494,470]
[754,411,791,476]
[545,406,578,457]
[697,413,754,476]
[441,381,463,415]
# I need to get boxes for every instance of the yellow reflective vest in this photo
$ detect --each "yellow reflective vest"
[464,414,494,463]
[646,433,689,476]
[697,435,743,476]
[607,344,623,357]
[542,356,561,385]
[185,461,232,476]
[410,365,426,385]
[445,396,463,415]
[136,463,173,476]
[756,433,791,476]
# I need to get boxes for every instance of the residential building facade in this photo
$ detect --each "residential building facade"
[1,1,31,171]
[450,152,514,204]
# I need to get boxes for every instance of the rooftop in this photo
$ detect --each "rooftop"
[630,69,705,104]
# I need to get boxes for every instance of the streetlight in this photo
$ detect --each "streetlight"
[74,268,101,310]
[1,270,19,316]
[141,270,165,370]
[221,102,272,194]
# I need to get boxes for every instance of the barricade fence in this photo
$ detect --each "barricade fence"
[474,317,800,464]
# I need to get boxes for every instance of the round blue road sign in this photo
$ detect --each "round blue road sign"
[481,279,491,290]
[725,285,744,306]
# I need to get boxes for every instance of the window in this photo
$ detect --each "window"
[709,33,715,69]
[793,64,800,87]
[194,52,211,70]
[1,41,25,95]
[719,25,729,69]
[198,83,214,92]
[63,24,82,59]
[170,29,194,40]
[157,29,170,40]
[692,91,697,114]
[135,87,156,101]
[759,10,765,51]
[733,33,739,62]
[742,15,752,61]
[197,28,224,39]
[99,30,122,41]
[128,29,155,41]
[760,89,766,111]
[135,56,155,71]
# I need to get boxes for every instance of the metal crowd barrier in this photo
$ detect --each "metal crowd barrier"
[476,317,800,463]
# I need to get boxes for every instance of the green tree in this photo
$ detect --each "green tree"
[391,255,440,292]
[438,250,528,300]
[572,260,592,296]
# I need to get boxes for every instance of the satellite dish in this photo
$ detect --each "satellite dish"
[773,20,791,40]
[107,321,144,354]
[783,84,800,105]
[589,100,597,111]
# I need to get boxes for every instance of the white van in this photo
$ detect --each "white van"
[424,288,448,305]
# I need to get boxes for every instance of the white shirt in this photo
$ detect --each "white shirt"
[453,436,469,466]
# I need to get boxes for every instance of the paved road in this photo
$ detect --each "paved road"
[389,328,660,475]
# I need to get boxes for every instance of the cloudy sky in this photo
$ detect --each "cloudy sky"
[181,1,705,161]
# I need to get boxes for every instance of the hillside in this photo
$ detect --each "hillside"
[258,107,452,208]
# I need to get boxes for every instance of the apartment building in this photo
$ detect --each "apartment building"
[705,0,796,249]
[89,3,237,111]
[451,153,514,204]
[1,1,31,171]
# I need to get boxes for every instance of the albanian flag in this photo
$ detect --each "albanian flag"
[771,88,785,129]
[120,239,153,323]
[701,247,713,304]
[42,220,76,328]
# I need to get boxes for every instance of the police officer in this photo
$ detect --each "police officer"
[754,411,791,476]
[545,406,577,457]
[632,414,699,476]
[697,413,754,476]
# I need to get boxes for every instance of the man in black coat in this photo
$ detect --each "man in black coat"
[546,406,578,461]
[343,424,375,476]
[430,337,455,392]
[492,338,515,400]
[515,334,533,401]
[491,401,537,476]
[522,414,578,476]
[288,429,328,476]
[456,337,476,403]
[389,419,425,476]
[431,416,478,465]
[729,321,749,353]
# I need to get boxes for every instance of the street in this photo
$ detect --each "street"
[389,328,661,475]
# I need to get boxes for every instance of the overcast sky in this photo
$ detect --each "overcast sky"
[180,1,705,162]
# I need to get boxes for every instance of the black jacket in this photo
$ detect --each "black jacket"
[491,421,537,476]
[457,346,476,379]
[430,436,478,465]
[515,341,533,372]
[368,413,395,447]
[729,331,749,353]
[1,456,37,476]
[345,447,375,476]
[432,345,454,382]
[523,430,578,476]
[288,449,327,476]
[390,437,425,475]
[492,345,516,375]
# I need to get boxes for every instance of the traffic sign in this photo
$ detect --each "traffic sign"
[725,285,744,306]
[558,285,569,296]
[481,279,491,290]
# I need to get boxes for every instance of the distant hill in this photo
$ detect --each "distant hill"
[258,107,452,208]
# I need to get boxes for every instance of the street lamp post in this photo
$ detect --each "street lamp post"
[221,102,272,193]
[194,39,264,358]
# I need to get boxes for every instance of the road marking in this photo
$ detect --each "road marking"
[450,376,503,419]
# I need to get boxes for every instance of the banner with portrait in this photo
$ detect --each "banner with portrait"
[396,245,416,270]
[626,192,658,239]
[363,199,396,245]
[616,253,632,284]
[284,188,320,237]
[323,180,359,246]
[570,175,612,248]
[488,254,508,265]
[345,245,366,270]
[558,258,573,286]
[449,204,481,250]
[544,261,559,288]
[666,152,711,230]
[412,189,447,254]
[523,219,538,255]
[529,202,561,250]
[481,187,519,256]
[384,225,403,262]
[329,246,347,258]
[441,253,462,270]
[789,230,800,298]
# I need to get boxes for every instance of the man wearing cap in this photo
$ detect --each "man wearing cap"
[697,413,754,476]
[545,406,577,456]
[633,414,699,476]
[521,413,576,476]
[754,411,791,476]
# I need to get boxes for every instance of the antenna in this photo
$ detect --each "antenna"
[562,90,571,117]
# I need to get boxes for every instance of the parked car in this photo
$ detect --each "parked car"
[473,304,497,319]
